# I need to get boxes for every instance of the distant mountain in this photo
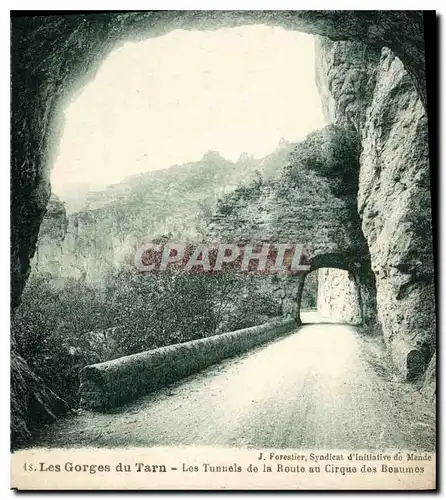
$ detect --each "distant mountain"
[69,142,293,215]
[37,142,295,282]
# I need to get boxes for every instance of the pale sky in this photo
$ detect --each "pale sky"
[52,25,325,194]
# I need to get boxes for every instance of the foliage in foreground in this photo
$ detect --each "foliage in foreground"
[12,269,285,407]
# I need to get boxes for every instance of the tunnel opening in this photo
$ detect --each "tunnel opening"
[12,22,331,447]
[23,24,327,350]
[292,251,379,328]
[300,267,363,325]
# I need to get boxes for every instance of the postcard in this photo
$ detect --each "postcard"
[10,10,436,491]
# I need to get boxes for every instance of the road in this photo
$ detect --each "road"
[35,313,435,451]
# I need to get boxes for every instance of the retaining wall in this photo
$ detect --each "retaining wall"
[79,318,297,410]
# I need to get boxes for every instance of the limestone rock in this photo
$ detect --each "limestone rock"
[317,268,361,324]
[316,37,435,379]
[10,347,69,449]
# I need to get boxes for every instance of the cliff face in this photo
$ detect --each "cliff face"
[315,38,435,383]
[317,268,361,324]
[34,194,68,275]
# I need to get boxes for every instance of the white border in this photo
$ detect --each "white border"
[3,2,443,11]
[3,4,444,499]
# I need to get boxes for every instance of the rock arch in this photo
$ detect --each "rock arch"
[294,252,377,326]
[11,11,427,310]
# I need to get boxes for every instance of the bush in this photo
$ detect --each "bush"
[12,274,113,406]
[284,124,360,197]
[12,268,282,407]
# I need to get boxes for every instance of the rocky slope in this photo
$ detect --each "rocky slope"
[317,268,361,324]
[35,144,294,282]
[33,141,321,329]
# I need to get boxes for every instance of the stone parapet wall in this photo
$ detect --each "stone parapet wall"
[80,318,297,410]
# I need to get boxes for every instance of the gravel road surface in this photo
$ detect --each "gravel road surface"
[34,313,435,451]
